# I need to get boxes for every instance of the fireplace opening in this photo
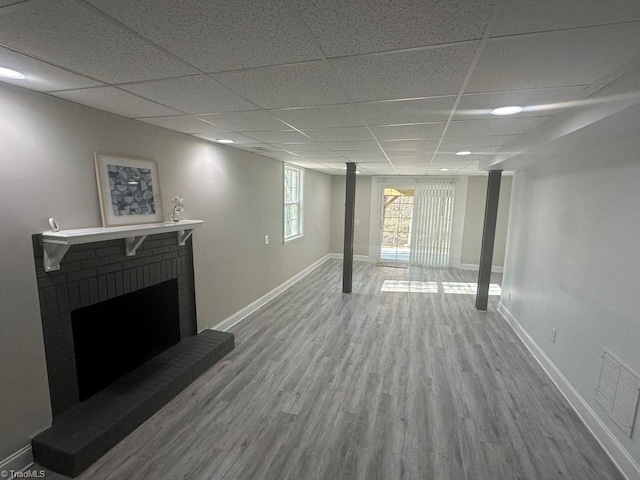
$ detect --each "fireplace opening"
[71,279,180,401]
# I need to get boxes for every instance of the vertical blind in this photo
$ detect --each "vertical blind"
[409,180,456,268]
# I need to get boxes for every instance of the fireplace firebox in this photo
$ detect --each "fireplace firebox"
[72,279,180,401]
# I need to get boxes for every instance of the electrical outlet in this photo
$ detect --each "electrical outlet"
[550,328,557,343]
[355,219,360,226]
[264,235,269,245]
[317,221,320,228]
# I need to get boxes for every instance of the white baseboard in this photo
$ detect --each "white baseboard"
[211,254,332,332]
[329,253,371,262]
[0,445,33,479]
[498,303,640,480]
[459,263,504,273]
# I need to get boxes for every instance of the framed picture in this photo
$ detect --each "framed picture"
[94,153,164,227]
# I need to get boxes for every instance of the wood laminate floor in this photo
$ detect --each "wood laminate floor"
[36,259,624,480]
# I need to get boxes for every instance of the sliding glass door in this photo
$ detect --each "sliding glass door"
[380,187,414,262]
[409,180,455,268]
[377,180,456,267]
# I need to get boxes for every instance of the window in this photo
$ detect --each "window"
[284,165,304,243]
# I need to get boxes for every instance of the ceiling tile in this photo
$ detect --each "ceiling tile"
[286,159,331,169]
[0,46,102,91]
[491,0,640,37]
[334,150,385,158]
[193,133,258,144]
[361,165,397,175]
[51,87,180,117]
[293,0,495,57]
[446,117,545,137]
[137,116,230,134]
[436,146,499,155]
[454,86,588,119]
[381,139,440,151]
[86,0,319,72]
[467,23,640,92]
[302,127,374,142]
[391,158,432,164]
[371,123,446,140]
[212,62,350,109]
[232,144,279,152]
[197,111,290,132]
[439,135,519,148]
[343,157,389,164]
[271,105,365,129]
[357,97,456,126]
[294,150,344,158]
[0,0,195,83]
[331,44,478,101]
[386,151,434,160]
[432,153,484,163]
[357,162,394,170]
[271,143,334,152]
[456,163,482,170]
[321,141,380,151]
[242,130,312,143]
[319,162,357,171]
[120,76,256,114]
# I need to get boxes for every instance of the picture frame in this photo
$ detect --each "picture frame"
[94,153,164,227]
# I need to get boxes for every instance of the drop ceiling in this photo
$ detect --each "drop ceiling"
[1,0,639,175]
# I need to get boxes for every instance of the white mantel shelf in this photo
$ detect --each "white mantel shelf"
[41,220,204,272]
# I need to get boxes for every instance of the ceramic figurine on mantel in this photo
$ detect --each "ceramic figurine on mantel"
[169,195,185,222]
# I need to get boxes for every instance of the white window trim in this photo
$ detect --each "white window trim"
[283,164,304,244]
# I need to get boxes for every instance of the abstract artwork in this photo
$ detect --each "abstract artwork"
[94,153,164,227]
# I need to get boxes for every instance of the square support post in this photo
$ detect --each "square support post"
[476,170,502,311]
[343,163,357,293]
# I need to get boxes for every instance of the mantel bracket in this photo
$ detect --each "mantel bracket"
[43,243,71,272]
[125,235,148,256]
[178,229,194,246]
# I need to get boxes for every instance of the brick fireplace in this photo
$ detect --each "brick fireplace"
[30,230,234,476]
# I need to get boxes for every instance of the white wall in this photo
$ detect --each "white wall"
[501,133,640,471]
[0,82,332,460]
[330,176,372,257]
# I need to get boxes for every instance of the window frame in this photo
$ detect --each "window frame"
[283,164,304,244]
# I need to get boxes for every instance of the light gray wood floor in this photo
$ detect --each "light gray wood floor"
[37,259,624,479]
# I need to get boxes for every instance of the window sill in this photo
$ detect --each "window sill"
[284,234,304,245]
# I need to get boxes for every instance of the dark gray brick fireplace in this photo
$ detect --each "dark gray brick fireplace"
[30,231,234,477]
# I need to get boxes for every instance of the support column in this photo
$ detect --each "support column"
[343,163,357,293]
[475,170,502,311]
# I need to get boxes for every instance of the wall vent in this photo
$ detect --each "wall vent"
[595,350,640,437]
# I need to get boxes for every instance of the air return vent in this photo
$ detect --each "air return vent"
[595,350,640,437]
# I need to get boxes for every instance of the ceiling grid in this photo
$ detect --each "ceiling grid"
[0,0,639,175]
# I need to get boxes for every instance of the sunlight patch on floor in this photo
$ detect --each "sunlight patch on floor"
[380,280,439,293]
[381,280,501,295]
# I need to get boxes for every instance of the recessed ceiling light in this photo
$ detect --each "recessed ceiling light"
[216,139,234,144]
[491,105,523,116]
[456,151,472,156]
[440,168,450,172]
[0,66,25,79]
